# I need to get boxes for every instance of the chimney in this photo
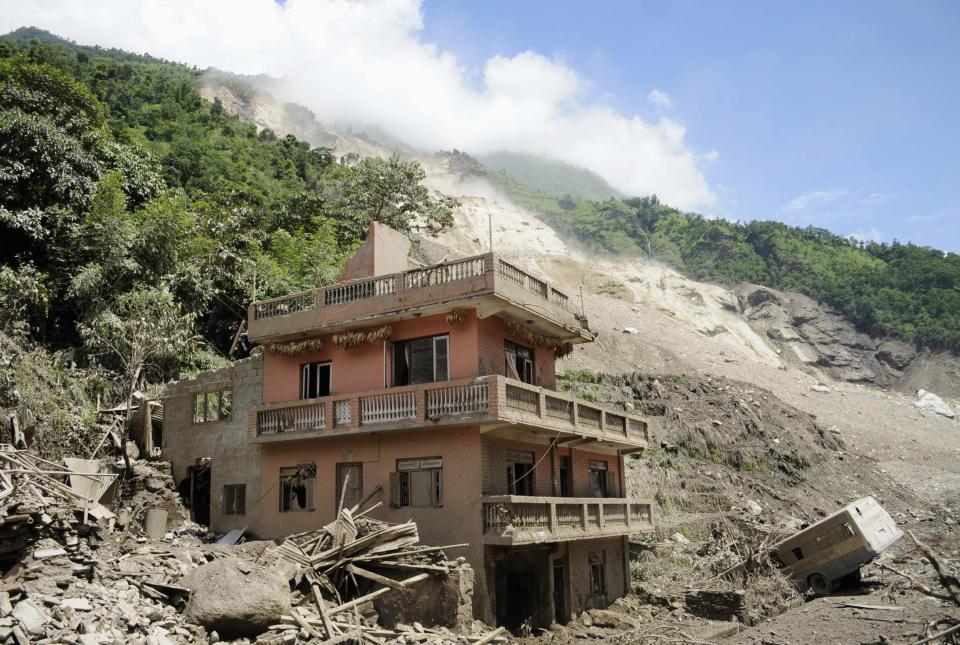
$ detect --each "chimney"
[338,221,411,282]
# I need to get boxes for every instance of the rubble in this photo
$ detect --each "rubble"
[914,389,957,419]
[0,447,505,644]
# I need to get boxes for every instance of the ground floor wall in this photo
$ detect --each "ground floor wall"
[482,536,629,629]
[257,426,491,619]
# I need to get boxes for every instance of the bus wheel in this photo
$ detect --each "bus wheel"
[808,573,830,595]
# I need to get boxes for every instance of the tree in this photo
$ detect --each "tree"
[327,154,458,246]
[80,286,196,415]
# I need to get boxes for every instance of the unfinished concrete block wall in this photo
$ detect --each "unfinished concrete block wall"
[161,351,264,536]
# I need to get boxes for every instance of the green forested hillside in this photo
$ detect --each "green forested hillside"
[448,151,959,353]
[0,29,455,412]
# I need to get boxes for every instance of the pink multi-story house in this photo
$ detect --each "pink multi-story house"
[163,223,653,629]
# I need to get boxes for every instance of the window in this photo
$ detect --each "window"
[840,522,856,539]
[336,463,363,510]
[504,341,534,384]
[589,557,607,596]
[280,464,316,512]
[193,390,232,424]
[588,460,611,498]
[301,362,331,399]
[558,456,572,496]
[792,547,804,561]
[224,484,246,516]
[507,451,535,496]
[393,336,449,386]
[390,458,442,507]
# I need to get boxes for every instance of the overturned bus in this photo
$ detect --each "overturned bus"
[771,496,903,594]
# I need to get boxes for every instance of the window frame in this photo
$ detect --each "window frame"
[392,457,443,508]
[335,462,363,511]
[588,460,609,498]
[507,450,535,496]
[193,389,232,424]
[589,558,607,597]
[504,340,535,384]
[223,483,246,516]
[279,464,317,513]
[392,334,450,386]
[300,361,332,400]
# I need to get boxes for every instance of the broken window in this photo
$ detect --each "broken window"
[393,336,449,386]
[280,464,316,512]
[507,451,535,496]
[504,341,534,384]
[589,460,612,498]
[224,484,245,516]
[792,547,804,561]
[301,362,332,399]
[390,458,442,507]
[336,463,363,510]
[193,390,232,424]
[589,556,607,596]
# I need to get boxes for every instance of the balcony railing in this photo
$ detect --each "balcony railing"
[482,495,654,545]
[248,253,583,343]
[251,375,650,449]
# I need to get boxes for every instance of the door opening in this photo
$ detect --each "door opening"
[552,561,567,624]
[183,460,211,526]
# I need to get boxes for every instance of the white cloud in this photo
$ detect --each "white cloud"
[0,0,715,209]
[849,227,883,243]
[782,189,849,213]
[647,88,672,109]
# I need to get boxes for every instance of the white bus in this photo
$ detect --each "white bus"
[770,496,903,594]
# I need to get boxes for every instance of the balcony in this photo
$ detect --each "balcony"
[482,496,654,545]
[247,253,588,344]
[249,375,649,451]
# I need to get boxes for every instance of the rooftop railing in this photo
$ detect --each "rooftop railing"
[251,253,572,321]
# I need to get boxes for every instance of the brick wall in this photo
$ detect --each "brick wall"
[477,316,556,389]
[565,536,628,614]
[481,435,623,498]
[161,351,264,534]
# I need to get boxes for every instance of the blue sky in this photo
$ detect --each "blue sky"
[422,0,960,251]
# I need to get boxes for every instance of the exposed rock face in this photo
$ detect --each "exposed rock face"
[181,556,291,638]
[736,285,910,386]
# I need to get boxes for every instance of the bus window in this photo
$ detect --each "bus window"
[841,522,855,538]
[792,547,804,561]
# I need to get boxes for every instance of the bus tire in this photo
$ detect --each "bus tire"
[808,573,830,595]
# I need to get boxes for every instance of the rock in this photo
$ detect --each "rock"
[914,389,956,419]
[810,384,831,393]
[875,340,917,370]
[12,599,47,635]
[622,327,639,335]
[744,499,763,515]
[144,478,167,493]
[62,598,93,611]
[181,556,291,638]
[671,532,690,545]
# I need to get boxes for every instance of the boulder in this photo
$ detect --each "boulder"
[914,389,957,419]
[181,556,291,638]
[875,340,917,371]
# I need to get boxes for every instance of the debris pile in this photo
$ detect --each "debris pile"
[0,450,502,644]
[253,499,504,644]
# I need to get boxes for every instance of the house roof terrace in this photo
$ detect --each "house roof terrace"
[247,252,590,345]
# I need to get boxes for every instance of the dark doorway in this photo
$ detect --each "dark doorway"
[558,456,572,497]
[552,561,567,624]
[493,547,550,632]
[186,462,211,525]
